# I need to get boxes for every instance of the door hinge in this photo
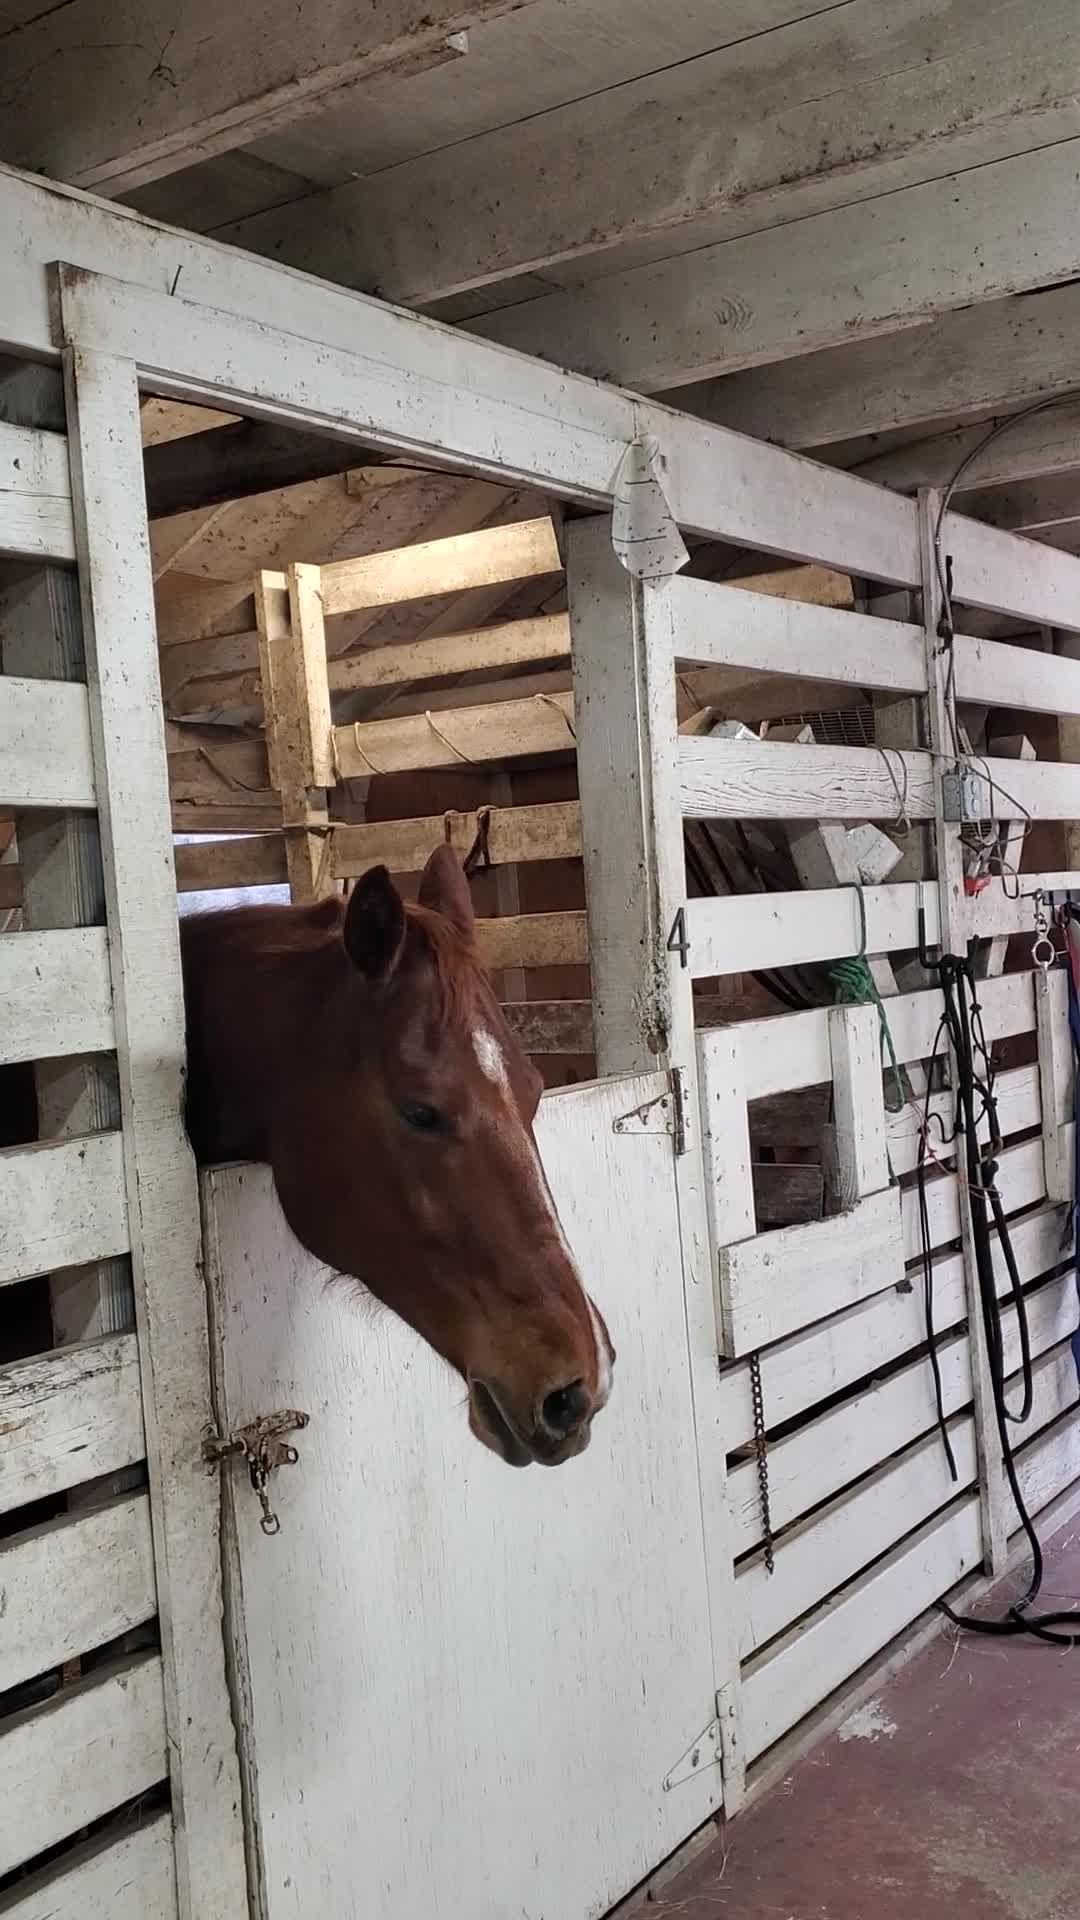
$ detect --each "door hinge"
[662,1715,722,1793]
[613,1066,688,1155]
[204,1408,309,1537]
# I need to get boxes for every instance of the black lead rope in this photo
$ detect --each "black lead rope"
[926,952,1080,1644]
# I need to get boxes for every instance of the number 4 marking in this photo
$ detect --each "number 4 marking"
[666,907,689,969]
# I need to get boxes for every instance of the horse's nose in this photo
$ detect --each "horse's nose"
[538,1378,591,1439]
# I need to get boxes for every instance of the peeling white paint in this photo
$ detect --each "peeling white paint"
[837,1699,898,1744]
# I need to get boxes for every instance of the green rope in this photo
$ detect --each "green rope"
[829,884,906,1114]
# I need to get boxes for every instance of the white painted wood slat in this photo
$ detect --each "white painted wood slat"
[0,1335,145,1517]
[688,874,1080,981]
[669,576,927,693]
[0,1815,177,1920]
[741,1501,983,1762]
[0,927,114,1066]
[0,1132,128,1286]
[886,1062,1041,1180]
[0,420,75,564]
[0,1494,156,1693]
[728,1273,1073,1555]
[719,1187,901,1353]
[899,1132,1060,1267]
[679,737,934,823]
[687,880,940,979]
[0,1657,167,1880]
[739,1420,978,1661]
[0,675,96,809]
[742,1397,1080,1764]
[953,632,1080,718]
[717,1204,1067,1451]
[724,971,1035,1102]
[738,1326,1078,1660]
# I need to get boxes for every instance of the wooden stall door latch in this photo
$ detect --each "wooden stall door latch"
[203,1409,310,1537]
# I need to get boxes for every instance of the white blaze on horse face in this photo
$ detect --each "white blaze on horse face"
[587,1296,614,1405]
[472,1020,613,1404]
[473,1027,511,1093]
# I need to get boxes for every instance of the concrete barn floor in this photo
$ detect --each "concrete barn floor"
[645,1517,1080,1920]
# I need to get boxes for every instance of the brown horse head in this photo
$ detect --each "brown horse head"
[181,846,613,1467]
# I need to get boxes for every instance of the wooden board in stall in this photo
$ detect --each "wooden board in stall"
[203,1074,719,1920]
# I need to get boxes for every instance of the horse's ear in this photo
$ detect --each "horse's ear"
[418,843,475,939]
[343,866,407,980]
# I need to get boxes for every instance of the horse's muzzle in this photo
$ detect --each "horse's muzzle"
[468,1374,600,1468]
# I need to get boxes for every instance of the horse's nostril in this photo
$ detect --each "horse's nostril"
[541,1380,590,1436]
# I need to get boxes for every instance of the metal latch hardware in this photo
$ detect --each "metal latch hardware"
[662,1716,722,1792]
[204,1408,309,1537]
[613,1066,688,1156]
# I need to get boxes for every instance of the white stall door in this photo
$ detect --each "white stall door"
[204,1071,719,1920]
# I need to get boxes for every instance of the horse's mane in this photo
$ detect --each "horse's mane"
[182,892,480,1026]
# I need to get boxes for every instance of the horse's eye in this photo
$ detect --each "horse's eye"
[399,1101,444,1133]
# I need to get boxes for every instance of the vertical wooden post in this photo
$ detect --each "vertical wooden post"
[62,344,248,1920]
[567,514,746,1812]
[828,1002,890,1208]
[1035,966,1073,1206]
[918,488,1009,1575]
[255,562,333,903]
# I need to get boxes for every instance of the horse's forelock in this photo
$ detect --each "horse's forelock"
[403,900,482,1031]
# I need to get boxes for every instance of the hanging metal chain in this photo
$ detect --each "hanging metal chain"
[748,1352,775,1576]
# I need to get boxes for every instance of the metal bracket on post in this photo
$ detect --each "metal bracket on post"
[662,1715,722,1794]
[613,1066,688,1155]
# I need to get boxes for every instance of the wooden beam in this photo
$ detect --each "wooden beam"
[334,690,576,779]
[143,419,382,518]
[955,471,1080,534]
[679,738,935,822]
[0,419,74,562]
[0,0,529,193]
[50,264,920,588]
[331,612,569,694]
[475,910,587,970]
[174,833,287,894]
[694,282,1080,453]
[502,1000,593,1055]
[476,139,1080,391]
[669,577,926,694]
[229,0,1080,307]
[318,517,561,618]
[165,613,571,720]
[332,799,581,876]
[856,401,1080,497]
